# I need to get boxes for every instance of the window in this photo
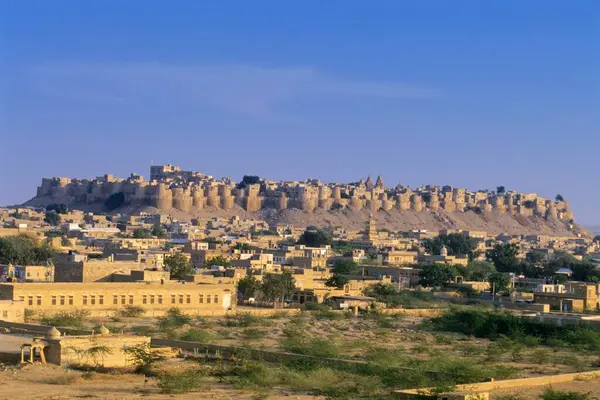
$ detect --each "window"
[158,295,163,305]
[207,295,211,304]
[2,311,7,318]
[51,296,57,306]
[99,295,104,305]
[60,296,65,306]
[113,295,118,305]
[171,295,176,304]
[18,296,24,302]
[178,295,184,304]
[129,295,134,305]
[27,296,33,306]
[199,294,204,304]
[82,296,88,306]
[214,295,219,304]
[121,295,126,305]
[91,295,96,305]
[150,295,155,305]
[36,296,42,306]
[142,295,147,304]
[186,295,191,304]
[68,296,73,306]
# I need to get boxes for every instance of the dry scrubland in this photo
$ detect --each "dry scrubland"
[6,306,600,399]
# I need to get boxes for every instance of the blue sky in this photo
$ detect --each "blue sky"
[1,1,599,223]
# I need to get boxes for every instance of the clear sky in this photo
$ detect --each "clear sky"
[1,1,599,224]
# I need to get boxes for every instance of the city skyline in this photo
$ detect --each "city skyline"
[1,1,598,223]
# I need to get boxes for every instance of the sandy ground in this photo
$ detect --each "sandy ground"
[0,363,321,400]
[489,378,600,399]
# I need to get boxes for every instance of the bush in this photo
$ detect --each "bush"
[121,305,145,318]
[123,343,162,375]
[157,308,191,329]
[40,310,90,329]
[179,329,213,343]
[241,328,264,340]
[219,313,268,327]
[157,369,205,394]
[542,388,596,400]
[280,337,340,358]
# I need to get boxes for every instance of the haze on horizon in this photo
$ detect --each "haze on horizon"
[1,1,598,224]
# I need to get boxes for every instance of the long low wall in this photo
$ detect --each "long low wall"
[0,320,92,336]
[395,370,600,398]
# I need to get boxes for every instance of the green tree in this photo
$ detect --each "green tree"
[234,242,253,251]
[418,263,456,288]
[132,229,152,239]
[0,236,54,265]
[464,260,496,281]
[593,235,600,243]
[164,252,194,280]
[236,175,261,189]
[332,259,362,275]
[205,255,231,267]
[325,274,349,288]
[297,228,332,247]
[555,194,565,202]
[237,275,262,299]
[489,272,511,294]
[45,203,69,214]
[151,224,167,238]
[44,211,61,226]
[496,186,506,194]
[105,192,125,211]
[487,243,520,272]
[422,233,480,260]
[261,271,296,308]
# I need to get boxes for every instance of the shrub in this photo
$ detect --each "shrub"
[157,369,205,394]
[120,305,145,318]
[179,329,213,343]
[220,313,268,327]
[42,374,79,385]
[542,388,596,400]
[24,309,35,323]
[157,308,191,329]
[280,337,340,358]
[123,343,162,375]
[40,310,90,329]
[242,328,264,340]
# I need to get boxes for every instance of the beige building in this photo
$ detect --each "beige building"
[534,282,600,312]
[0,281,234,317]
[0,300,25,322]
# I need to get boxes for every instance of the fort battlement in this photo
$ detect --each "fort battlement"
[33,166,574,221]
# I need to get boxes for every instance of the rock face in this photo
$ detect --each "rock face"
[25,165,586,236]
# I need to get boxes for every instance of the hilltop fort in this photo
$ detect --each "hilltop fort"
[25,164,583,236]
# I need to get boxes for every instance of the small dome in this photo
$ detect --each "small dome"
[98,324,110,335]
[440,246,448,257]
[46,326,61,338]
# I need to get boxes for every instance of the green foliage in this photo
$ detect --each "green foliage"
[157,308,192,329]
[463,260,496,281]
[261,271,296,305]
[164,252,194,280]
[179,328,213,343]
[431,309,600,351]
[496,186,506,194]
[46,203,69,214]
[120,305,145,318]
[157,369,205,394]
[542,388,596,400]
[40,310,90,329]
[151,224,167,238]
[418,263,457,288]
[487,243,520,272]
[242,328,264,340]
[325,274,349,288]
[132,228,152,239]
[104,192,125,211]
[234,242,253,251]
[123,343,162,373]
[364,286,437,308]
[489,272,512,293]
[555,194,565,202]
[237,175,261,189]
[0,236,54,265]
[205,255,231,267]
[237,275,262,299]
[422,233,479,260]
[332,259,361,275]
[297,228,332,247]
[44,211,61,226]
[220,313,268,327]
